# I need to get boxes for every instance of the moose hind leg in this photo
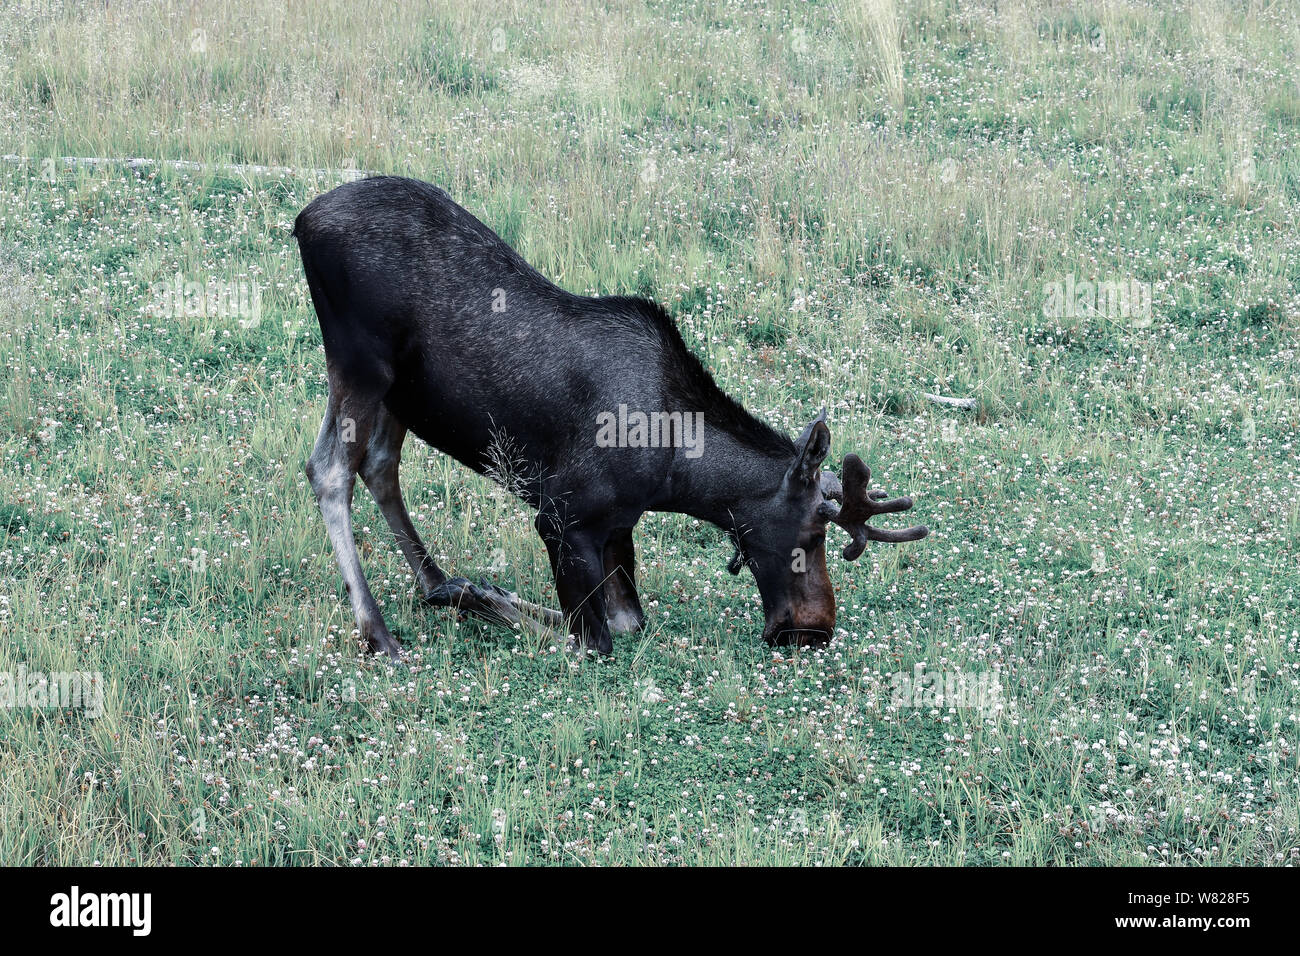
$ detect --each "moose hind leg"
[358,406,448,601]
[603,528,645,634]
[357,407,564,638]
[306,394,402,660]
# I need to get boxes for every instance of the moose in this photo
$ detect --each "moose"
[293,176,927,660]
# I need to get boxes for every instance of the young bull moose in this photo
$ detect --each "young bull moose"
[294,176,927,660]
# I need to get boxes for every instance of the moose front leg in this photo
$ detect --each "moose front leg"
[603,528,645,634]
[536,514,615,655]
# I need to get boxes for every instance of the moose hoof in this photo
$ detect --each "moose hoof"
[425,576,521,629]
[361,622,404,661]
[422,577,468,607]
[424,576,481,611]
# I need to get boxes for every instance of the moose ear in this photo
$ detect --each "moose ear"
[786,408,831,487]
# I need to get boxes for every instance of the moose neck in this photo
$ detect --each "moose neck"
[632,301,797,530]
[666,424,791,531]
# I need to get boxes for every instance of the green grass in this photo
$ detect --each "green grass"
[0,0,1298,865]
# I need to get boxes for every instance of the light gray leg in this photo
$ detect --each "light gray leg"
[306,396,402,660]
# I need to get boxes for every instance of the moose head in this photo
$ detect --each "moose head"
[727,410,928,646]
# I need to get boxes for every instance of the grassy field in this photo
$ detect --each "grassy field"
[1,0,1298,865]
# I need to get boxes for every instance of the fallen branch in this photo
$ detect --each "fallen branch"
[923,392,977,411]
